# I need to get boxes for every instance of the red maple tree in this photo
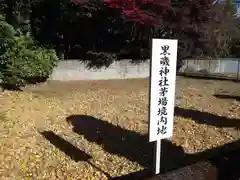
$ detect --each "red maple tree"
[104,0,171,26]
[72,0,218,70]
[72,0,171,26]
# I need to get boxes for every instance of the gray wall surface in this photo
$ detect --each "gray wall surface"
[49,59,240,81]
[49,60,150,81]
[182,58,240,74]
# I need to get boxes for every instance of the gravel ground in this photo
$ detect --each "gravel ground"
[0,76,239,180]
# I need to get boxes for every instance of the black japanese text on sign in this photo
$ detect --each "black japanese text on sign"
[157,45,170,136]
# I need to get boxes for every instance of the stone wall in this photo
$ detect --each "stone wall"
[49,59,150,81]
[182,58,240,74]
[49,58,240,81]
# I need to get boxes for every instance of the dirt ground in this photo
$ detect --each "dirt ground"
[0,76,239,180]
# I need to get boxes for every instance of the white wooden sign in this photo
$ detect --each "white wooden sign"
[149,39,178,142]
[148,38,178,175]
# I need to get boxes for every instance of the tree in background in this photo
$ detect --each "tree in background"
[0,0,32,34]
[162,0,218,60]
[103,0,171,26]
[102,0,172,62]
[1,0,240,71]
[72,0,223,70]
[201,0,240,58]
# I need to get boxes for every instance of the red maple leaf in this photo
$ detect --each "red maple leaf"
[72,0,171,26]
[103,0,171,26]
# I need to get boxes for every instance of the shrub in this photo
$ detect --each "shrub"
[22,45,59,84]
[85,51,116,69]
[0,15,15,37]
[0,22,58,90]
[0,17,16,57]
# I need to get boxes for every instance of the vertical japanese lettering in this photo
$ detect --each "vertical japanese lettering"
[156,44,171,137]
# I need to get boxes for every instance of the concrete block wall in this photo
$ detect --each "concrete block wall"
[181,58,240,74]
[49,58,240,81]
[49,59,150,81]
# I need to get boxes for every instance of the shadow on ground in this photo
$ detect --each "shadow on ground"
[214,94,240,102]
[174,107,240,128]
[65,114,240,180]
[210,148,240,180]
[38,113,240,180]
[66,115,186,172]
[39,131,112,179]
[40,131,91,162]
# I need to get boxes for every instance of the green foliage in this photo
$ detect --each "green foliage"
[0,17,16,37]
[0,16,16,52]
[85,51,117,69]
[0,21,58,90]
[1,0,240,75]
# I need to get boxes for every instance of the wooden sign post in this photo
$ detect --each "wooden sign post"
[148,39,178,174]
